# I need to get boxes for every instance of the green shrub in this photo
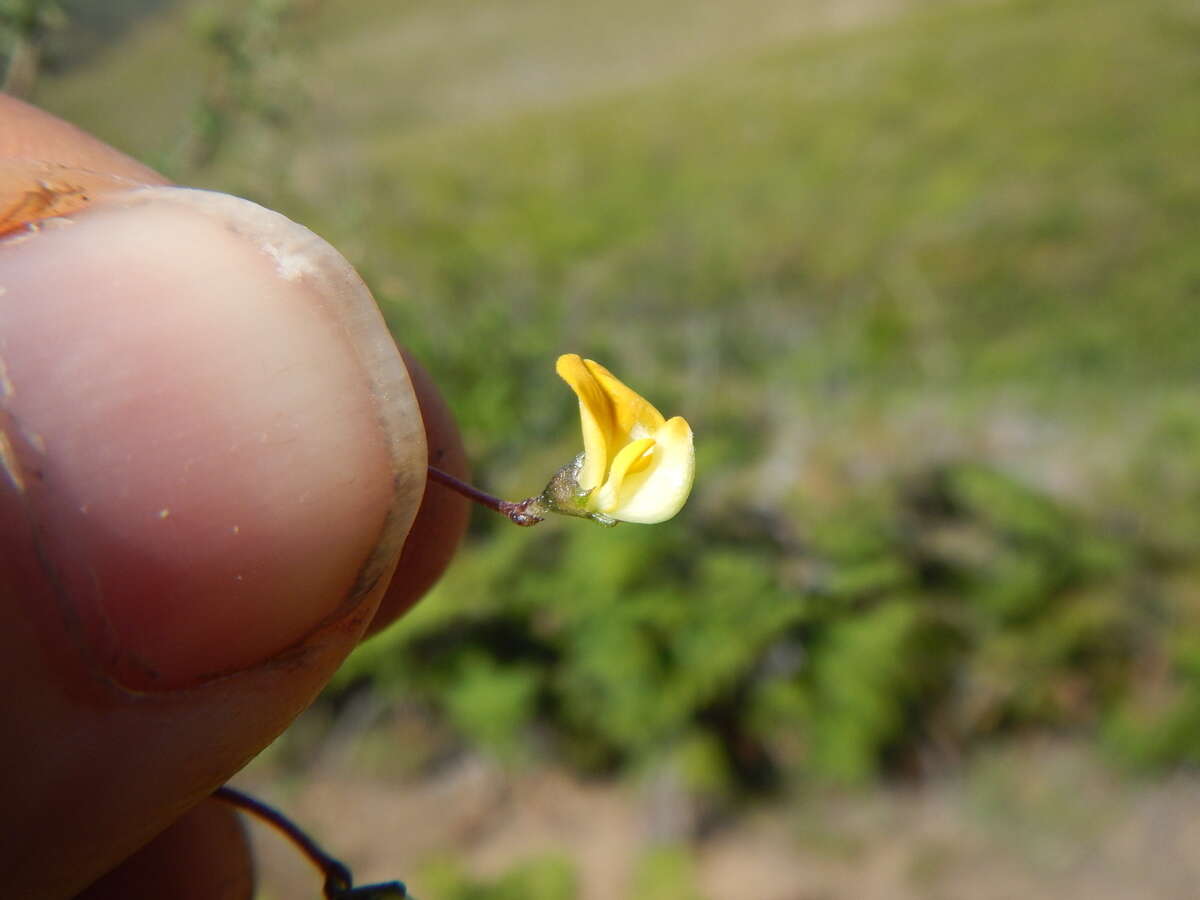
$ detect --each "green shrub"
[332,455,1197,786]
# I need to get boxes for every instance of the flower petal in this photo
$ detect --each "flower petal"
[556,353,613,491]
[604,416,694,524]
[582,358,666,440]
[593,436,656,515]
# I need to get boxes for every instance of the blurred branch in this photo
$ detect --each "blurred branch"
[175,0,318,178]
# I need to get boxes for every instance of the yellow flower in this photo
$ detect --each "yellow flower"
[553,354,694,524]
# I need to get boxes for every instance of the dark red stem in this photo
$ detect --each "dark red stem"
[427,465,543,526]
[213,785,353,895]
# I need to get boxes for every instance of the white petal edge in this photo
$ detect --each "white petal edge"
[606,416,694,524]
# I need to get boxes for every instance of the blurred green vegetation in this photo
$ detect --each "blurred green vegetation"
[32,0,1200,799]
[420,855,577,900]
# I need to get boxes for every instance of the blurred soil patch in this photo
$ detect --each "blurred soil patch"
[236,736,1200,900]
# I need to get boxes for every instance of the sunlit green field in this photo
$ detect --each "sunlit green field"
[30,0,1200,895]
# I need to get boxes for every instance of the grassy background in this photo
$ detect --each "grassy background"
[19,0,1200,894]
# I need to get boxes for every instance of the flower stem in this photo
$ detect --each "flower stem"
[427,465,544,526]
[212,786,409,898]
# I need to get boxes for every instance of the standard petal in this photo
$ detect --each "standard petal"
[582,358,666,439]
[593,437,656,515]
[556,353,613,491]
[606,416,694,524]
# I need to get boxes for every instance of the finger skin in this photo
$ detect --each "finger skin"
[0,529,381,898]
[0,199,414,893]
[0,101,463,897]
[0,93,167,184]
[1,190,419,688]
[368,352,471,634]
[0,92,466,636]
[77,799,254,900]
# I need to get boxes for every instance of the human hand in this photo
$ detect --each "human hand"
[0,94,469,898]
